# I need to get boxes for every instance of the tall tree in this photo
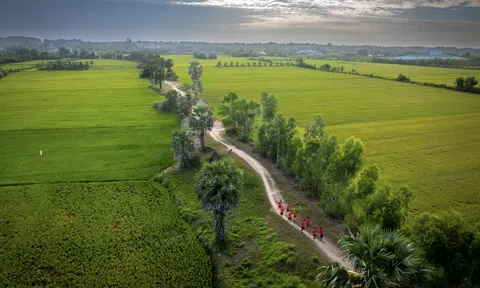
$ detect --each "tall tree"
[410,212,480,287]
[260,92,278,122]
[172,129,195,169]
[304,115,325,139]
[196,159,243,245]
[317,225,430,288]
[188,61,203,94]
[190,106,215,151]
[455,77,465,91]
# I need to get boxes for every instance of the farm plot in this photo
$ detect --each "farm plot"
[0,61,178,184]
[0,181,212,287]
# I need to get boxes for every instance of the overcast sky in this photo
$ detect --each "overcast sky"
[1,0,479,47]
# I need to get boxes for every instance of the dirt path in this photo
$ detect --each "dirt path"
[165,81,351,269]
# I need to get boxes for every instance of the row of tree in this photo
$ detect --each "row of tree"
[35,60,94,71]
[216,61,296,67]
[217,92,479,287]
[0,46,60,64]
[193,52,217,59]
[371,56,480,69]
[454,76,479,92]
[0,46,100,65]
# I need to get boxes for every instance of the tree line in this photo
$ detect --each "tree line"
[0,46,100,65]
[294,58,480,94]
[35,60,94,71]
[216,61,296,67]
[217,92,479,287]
[371,56,480,69]
[193,52,217,60]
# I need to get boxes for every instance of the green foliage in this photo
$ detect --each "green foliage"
[345,168,412,230]
[397,73,410,82]
[0,46,60,65]
[193,52,208,59]
[318,225,430,288]
[219,92,260,141]
[160,161,317,287]
[36,60,94,70]
[0,182,212,287]
[160,90,180,112]
[190,106,215,151]
[196,159,243,245]
[304,115,325,139]
[172,129,195,169]
[260,91,278,122]
[188,60,203,83]
[409,212,480,287]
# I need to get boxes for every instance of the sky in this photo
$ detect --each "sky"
[1,0,479,47]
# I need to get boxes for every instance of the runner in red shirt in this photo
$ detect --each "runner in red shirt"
[319,227,325,240]
[280,207,285,216]
[293,210,297,220]
[228,148,232,154]
[286,203,291,212]
[277,200,282,210]
[306,217,311,227]
[312,228,317,240]
[287,211,293,221]
[300,219,305,232]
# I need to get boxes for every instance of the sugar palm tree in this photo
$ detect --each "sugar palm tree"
[196,159,243,245]
[317,225,430,288]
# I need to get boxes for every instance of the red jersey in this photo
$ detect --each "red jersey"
[288,212,292,219]
[312,229,317,237]
[280,207,284,214]
[319,229,324,236]
[293,211,297,218]
[278,201,282,208]
[306,218,311,225]
[286,205,290,211]
[300,221,305,228]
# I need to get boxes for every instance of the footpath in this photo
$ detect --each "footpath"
[165,81,352,269]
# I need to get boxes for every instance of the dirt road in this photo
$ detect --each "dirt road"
[165,81,351,268]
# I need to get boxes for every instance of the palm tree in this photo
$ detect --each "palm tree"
[190,106,215,151]
[172,129,195,169]
[317,225,430,288]
[196,159,243,245]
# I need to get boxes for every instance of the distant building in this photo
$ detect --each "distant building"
[430,49,442,56]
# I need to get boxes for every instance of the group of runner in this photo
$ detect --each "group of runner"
[277,200,324,240]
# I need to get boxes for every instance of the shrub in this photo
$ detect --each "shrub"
[397,74,410,82]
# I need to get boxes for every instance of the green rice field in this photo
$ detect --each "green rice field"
[303,59,480,87]
[168,55,480,223]
[0,181,212,287]
[0,59,178,184]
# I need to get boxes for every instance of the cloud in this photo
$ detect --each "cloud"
[172,0,480,17]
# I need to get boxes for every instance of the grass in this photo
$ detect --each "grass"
[158,145,326,287]
[168,55,480,224]
[0,181,212,287]
[303,59,480,87]
[0,60,178,184]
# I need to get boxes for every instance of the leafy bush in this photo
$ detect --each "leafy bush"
[397,73,410,82]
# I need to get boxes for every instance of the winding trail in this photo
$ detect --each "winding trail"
[165,81,351,269]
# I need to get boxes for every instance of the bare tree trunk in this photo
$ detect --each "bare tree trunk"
[214,211,226,245]
[200,130,206,151]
